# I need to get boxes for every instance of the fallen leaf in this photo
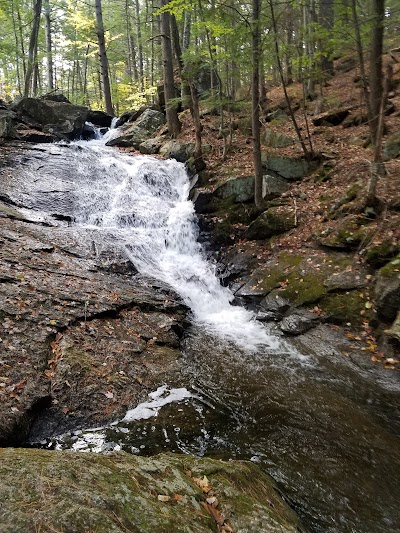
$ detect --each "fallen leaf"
[157,495,170,503]
[193,475,211,493]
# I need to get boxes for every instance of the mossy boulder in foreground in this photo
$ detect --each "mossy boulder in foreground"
[0,448,307,533]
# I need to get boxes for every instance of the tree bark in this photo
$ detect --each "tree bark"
[161,0,181,137]
[95,0,114,115]
[252,0,263,209]
[369,0,385,146]
[134,0,144,89]
[24,0,42,97]
[319,0,334,77]
[44,0,54,91]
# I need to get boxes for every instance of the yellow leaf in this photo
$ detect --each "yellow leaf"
[157,495,170,503]
[49,320,57,326]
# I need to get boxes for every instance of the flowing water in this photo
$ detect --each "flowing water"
[17,136,400,532]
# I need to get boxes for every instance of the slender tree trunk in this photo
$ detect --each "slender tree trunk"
[24,0,42,97]
[182,11,191,52]
[44,0,54,91]
[95,0,114,115]
[17,7,26,78]
[369,0,385,146]
[134,0,144,89]
[351,0,372,125]
[285,3,294,84]
[252,0,263,209]
[319,0,334,77]
[11,0,22,96]
[161,0,181,136]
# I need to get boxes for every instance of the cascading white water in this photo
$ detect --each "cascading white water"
[73,140,279,351]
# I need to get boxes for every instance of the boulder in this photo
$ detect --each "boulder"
[312,108,350,127]
[213,174,288,204]
[0,448,306,533]
[86,110,113,127]
[214,175,254,203]
[0,109,17,138]
[261,153,318,180]
[139,137,163,154]
[375,255,400,322]
[318,215,370,249]
[41,93,71,103]
[246,206,296,240]
[191,190,214,214]
[384,311,400,342]
[159,140,195,162]
[383,130,400,160]
[106,109,165,148]
[264,129,295,148]
[263,174,289,198]
[12,97,88,139]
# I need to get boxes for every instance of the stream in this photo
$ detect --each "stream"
[8,136,400,532]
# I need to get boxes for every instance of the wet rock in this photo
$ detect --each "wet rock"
[261,153,319,180]
[191,190,214,214]
[264,128,295,148]
[106,109,165,148]
[0,110,17,138]
[280,310,319,335]
[385,311,400,342]
[312,108,350,127]
[139,137,163,154]
[260,293,291,315]
[16,129,54,143]
[0,448,307,533]
[86,110,113,127]
[12,97,88,139]
[41,93,71,103]
[246,206,296,240]
[375,255,400,322]
[159,140,195,163]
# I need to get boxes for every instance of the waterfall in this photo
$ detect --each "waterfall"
[73,141,279,351]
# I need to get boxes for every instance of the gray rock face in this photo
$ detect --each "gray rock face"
[0,109,17,138]
[106,109,165,147]
[0,449,307,533]
[262,153,318,180]
[375,261,400,322]
[86,109,113,127]
[384,130,400,160]
[12,97,88,139]
[159,140,195,162]
[0,144,186,445]
[246,206,296,240]
[213,174,288,204]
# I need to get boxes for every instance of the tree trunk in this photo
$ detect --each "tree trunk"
[161,0,181,137]
[24,0,42,97]
[285,2,294,84]
[134,0,144,90]
[369,0,385,146]
[252,0,263,209]
[351,0,372,123]
[95,0,114,115]
[319,0,334,77]
[44,0,54,91]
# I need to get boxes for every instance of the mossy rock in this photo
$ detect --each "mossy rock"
[236,252,353,306]
[318,215,371,249]
[365,241,400,268]
[264,129,295,148]
[246,207,296,240]
[320,289,374,326]
[0,448,307,533]
[261,154,319,180]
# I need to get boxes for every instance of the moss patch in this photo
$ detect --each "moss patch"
[0,449,306,533]
[320,289,374,326]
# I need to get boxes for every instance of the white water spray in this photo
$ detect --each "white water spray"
[73,141,279,351]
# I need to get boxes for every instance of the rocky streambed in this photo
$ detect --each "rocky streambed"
[0,141,400,533]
